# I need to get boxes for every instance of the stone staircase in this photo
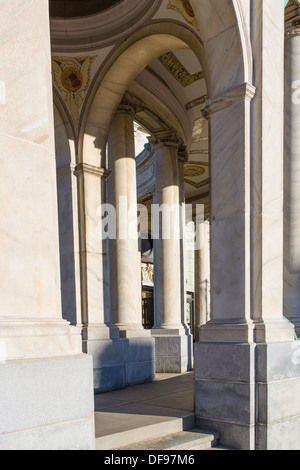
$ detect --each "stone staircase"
[94,372,232,451]
[113,428,221,451]
[95,412,228,451]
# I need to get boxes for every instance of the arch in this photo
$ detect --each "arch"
[79,22,207,167]
[80,4,250,167]
[190,0,252,95]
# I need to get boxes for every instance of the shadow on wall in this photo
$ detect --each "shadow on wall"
[56,161,78,326]
[84,336,156,394]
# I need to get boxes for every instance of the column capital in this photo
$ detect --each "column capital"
[285,0,300,36]
[177,145,188,163]
[116,99,137,116]
[201,83,256,119]
[148,130,181,149]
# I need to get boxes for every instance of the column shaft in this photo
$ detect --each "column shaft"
[194,219,210,341]
[108,105,143,333]
[152,139,184,331]
[151,134,192,373]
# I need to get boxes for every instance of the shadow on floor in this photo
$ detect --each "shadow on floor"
[94,372,195,440]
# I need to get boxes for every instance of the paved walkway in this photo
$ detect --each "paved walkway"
[94,372,195,450]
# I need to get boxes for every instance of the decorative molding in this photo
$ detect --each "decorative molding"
[184,161,209,188]
[158,51,204,87]
[56,163,77,178]
[149,130,181,148]
[184,177,210,189]
[74,163,111,178]
[117,100,137,116]
[185,95,208,111]
[201,83,256,118]
[52,56,96,130]
[184,165,206,177]
[167,0,200,33]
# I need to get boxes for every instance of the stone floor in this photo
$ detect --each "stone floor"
[94,372,195,450]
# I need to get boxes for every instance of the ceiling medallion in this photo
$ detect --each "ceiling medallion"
[167,0,200,32]
[52,56,96,130]
[184,165,205,177]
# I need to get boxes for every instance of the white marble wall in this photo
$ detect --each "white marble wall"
[0,0,83,359]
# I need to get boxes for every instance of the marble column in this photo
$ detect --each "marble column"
[108,102,144,333]
[107,101,155,384]
[0,0,94,449]
[151,132,193,373]
[195,0,299,451]
[194,219,210,342]
[284,0,300,337]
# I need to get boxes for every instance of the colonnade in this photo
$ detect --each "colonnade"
[105,102,193,373]
[1,0,300,452]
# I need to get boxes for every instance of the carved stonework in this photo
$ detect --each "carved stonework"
[52,56,96,130]
[184,161,209,189]
[167,0,200,33]
[141,263,154,286]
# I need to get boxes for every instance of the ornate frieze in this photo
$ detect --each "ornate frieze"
[158,51,204,88]
[142,263,154,286]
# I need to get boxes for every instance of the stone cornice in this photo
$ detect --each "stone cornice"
[201,83,256,118]
[56,163,77,178]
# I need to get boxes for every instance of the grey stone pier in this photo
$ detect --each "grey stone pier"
[195,0,300,451]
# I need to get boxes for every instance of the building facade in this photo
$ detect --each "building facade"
[0,0,299,450]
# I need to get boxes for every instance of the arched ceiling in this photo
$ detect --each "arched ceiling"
[50,0,210,202]
[49,0,125,18]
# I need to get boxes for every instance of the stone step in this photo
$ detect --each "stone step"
[95,412,195,451]
[115,428,220,451]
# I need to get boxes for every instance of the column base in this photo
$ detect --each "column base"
[152,328,193,373]
[0,354,95,450]
[0,318,83,361]
[195,339,300,450]
[199,317,296,343]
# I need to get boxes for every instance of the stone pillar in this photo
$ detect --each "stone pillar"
[108,102,143,333]
[195,0,300,451]
[284,0,300,337]
[107,101,155,384]
[0,0,94,449]
[194,219,210,342]
[151,132,193,373]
